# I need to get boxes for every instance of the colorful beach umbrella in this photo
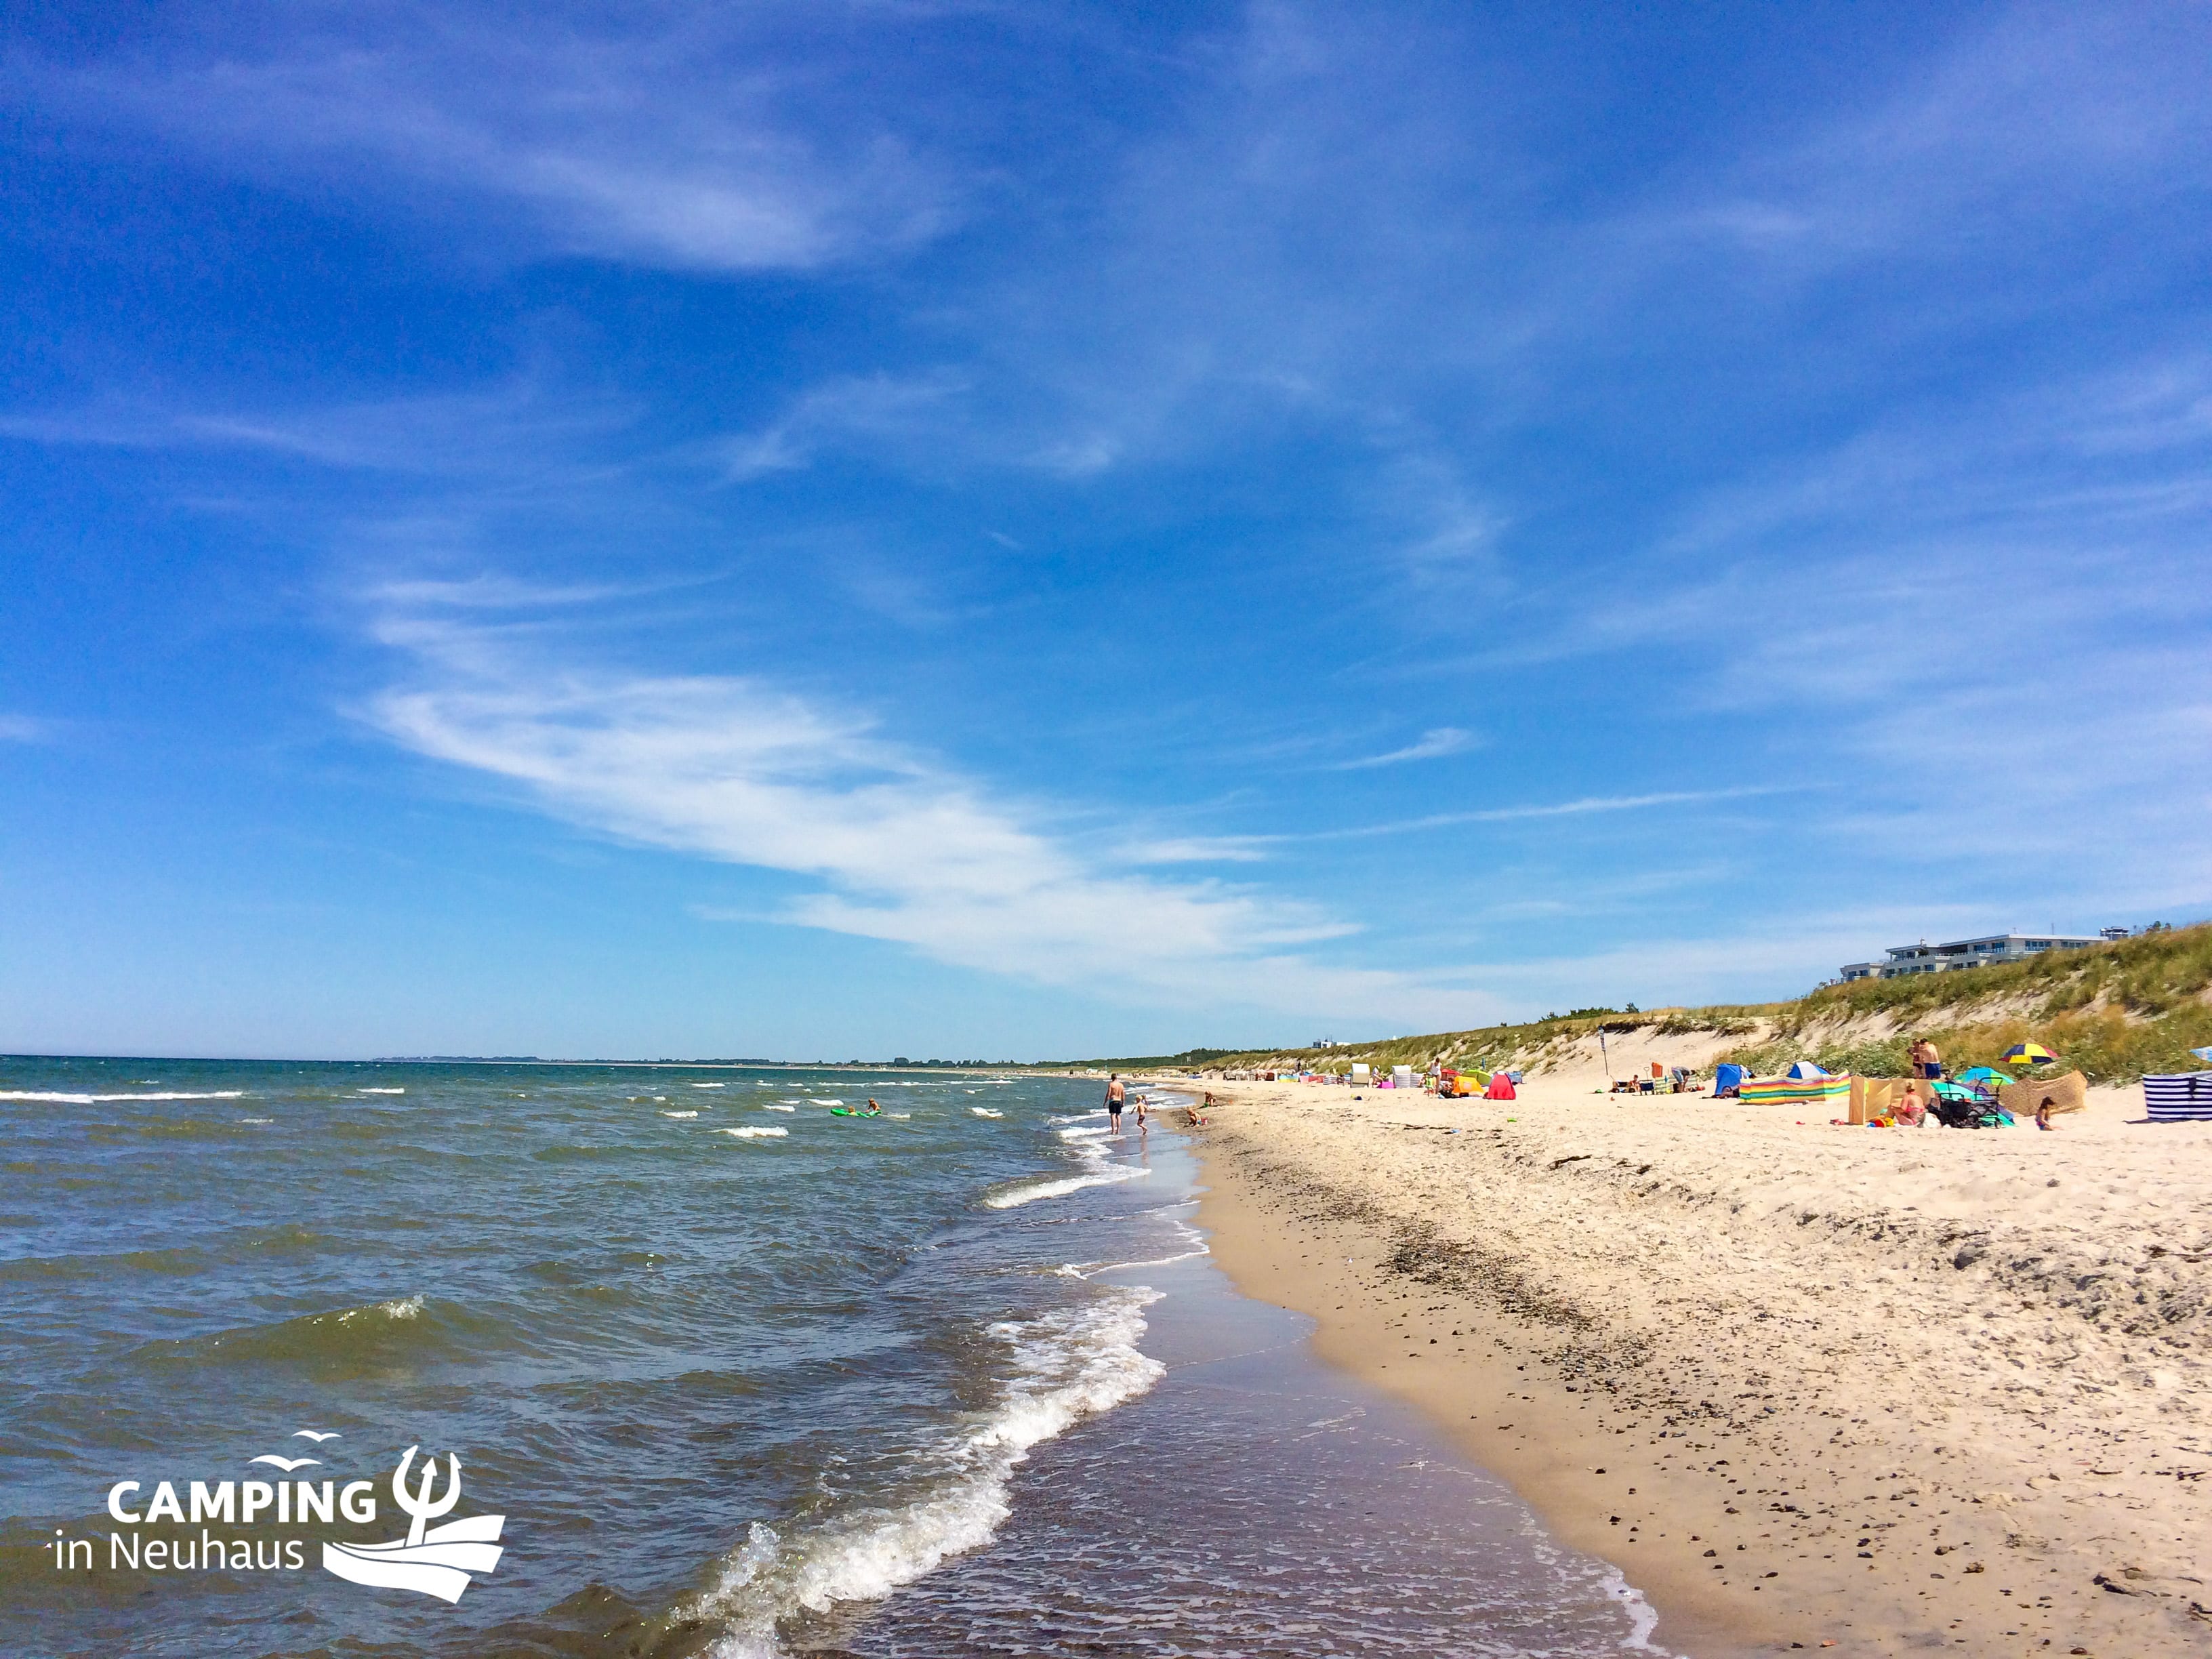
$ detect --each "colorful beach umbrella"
[1957,1065,2013,1086]
[2002,1042,2057,1065]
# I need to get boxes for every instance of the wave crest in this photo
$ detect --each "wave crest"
[687,1289,1164,1656]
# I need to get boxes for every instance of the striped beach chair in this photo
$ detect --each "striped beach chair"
[2143,1072,2212,1122]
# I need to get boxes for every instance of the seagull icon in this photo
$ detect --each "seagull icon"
[251,1454,321,1472]
[293,1430,342,1443]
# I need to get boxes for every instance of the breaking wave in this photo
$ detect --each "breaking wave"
[687,1288,1164,1658]
[983,1167,1149,1210]
[0,1090,246,1103]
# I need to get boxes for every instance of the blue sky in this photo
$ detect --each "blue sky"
[3,1,2208,1060]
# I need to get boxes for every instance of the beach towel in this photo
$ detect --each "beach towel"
[2143,1071,2212,1122]
[1998,1070,2087,1120]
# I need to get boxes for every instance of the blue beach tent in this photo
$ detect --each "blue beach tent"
[1714,1063,1747,1097]
[1784,1061,1829,1080]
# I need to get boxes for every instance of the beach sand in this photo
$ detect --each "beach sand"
[1181,1050,2211,1657]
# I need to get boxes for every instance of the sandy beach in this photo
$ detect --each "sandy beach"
[1179,1042,2212,1657]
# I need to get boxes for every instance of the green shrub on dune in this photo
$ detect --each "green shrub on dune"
[1179,922,2212,1086]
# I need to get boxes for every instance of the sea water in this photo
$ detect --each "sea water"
[0,1058,1666,1656]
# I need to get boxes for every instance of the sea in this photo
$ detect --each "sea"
[1,1057,1672,1657]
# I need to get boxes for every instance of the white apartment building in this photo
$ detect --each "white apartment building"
[1839,928,2124,982]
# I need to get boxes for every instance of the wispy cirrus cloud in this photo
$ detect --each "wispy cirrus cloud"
[1334,726,1481,769]
[0,380,635,477]
[0,714,56,743]
[7,6,957,272]
[363,582,1499,1026]
[717,371,972,480]
[1114,836,1272,866]
[1303,787,1805,842]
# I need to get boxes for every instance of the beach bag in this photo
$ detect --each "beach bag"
[1998,1070,2086,1119]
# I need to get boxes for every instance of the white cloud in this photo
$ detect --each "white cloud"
[717,371,972,480]
[0,380,634,476]
[363,590,1496,1026]
[0,714,54,743]
[1308,787,1804,840]
[15,11,955,272]
[1334,726,1481,769]
[1114,836,1272,865]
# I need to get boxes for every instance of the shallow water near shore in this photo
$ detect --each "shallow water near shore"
[2,1055,1664,1656]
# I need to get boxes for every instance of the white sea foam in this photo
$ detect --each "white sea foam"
[359,1087,405,1094]
[690,1288,1164,1658]
[983,1167,1147,1210]
[238,1118,275,1125]
[969,1107,1003,1119]
[663,1110,700,1119]
[1056,1125,1109,1141]
[1601,1568,1680,1654]
[334,1294,424,1325]
[718,1126,789,1139]
[886,1112,912,1120]
[0,1090,247,1103]
[691,1082,726,1089]
[813,1099,844,1107]
[762,1103,797,1113]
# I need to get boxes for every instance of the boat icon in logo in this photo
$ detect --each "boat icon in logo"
[322,1446,505,1603]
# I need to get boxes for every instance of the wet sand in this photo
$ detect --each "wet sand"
[1185,1068,2212,1658]
[848,1125,1668,1656]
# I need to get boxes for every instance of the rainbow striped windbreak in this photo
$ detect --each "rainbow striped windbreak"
[1737,1076,1853,1107]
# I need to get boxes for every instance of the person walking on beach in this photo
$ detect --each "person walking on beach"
[1909,1037,1943,1080]
[1105,1073,1126,1133]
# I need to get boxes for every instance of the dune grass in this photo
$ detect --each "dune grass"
[1166,922,2212,1085]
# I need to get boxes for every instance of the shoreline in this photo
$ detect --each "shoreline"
[1184,1069,2211,1658]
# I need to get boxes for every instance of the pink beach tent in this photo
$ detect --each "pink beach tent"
[1485,1072,1517,1100]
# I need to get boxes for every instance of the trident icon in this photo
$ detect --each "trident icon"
[391,1446,463,1547]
